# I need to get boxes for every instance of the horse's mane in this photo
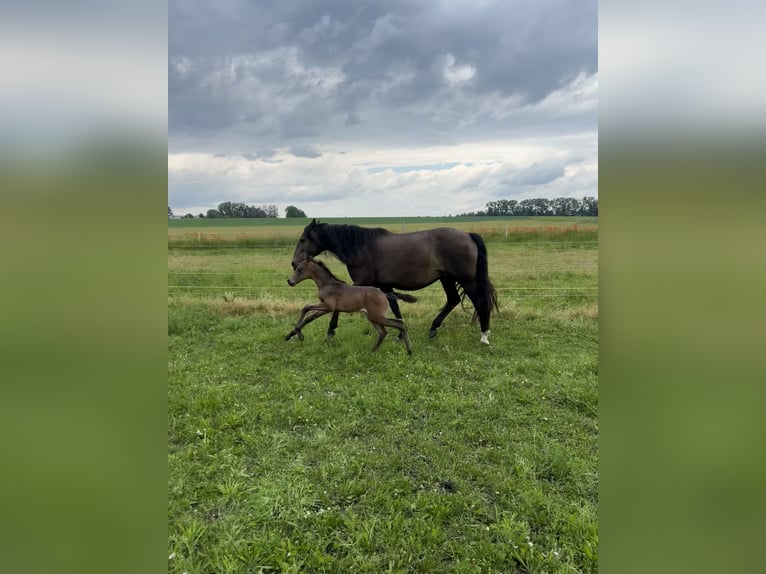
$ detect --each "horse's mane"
[314,223,391,262]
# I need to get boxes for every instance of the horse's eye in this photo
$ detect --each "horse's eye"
[299,237,306,243]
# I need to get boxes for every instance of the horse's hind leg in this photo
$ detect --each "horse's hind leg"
[326,310,340,341]
[429,278,461,338]
[382,317,412,354]
[477,300,491,344]
[463,282,491,345]
[382,287,405,340]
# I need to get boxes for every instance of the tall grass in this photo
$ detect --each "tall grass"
[168,217,597,248]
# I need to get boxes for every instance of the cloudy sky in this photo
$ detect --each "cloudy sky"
[169,0,597,217]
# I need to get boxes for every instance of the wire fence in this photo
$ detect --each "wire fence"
[168,241,598,249]
[167,271,597,278]
[167,286,597,299]
[169,238,598,300]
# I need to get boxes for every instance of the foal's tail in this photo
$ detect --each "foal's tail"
[469,233,499,322]
[388,291,418,303]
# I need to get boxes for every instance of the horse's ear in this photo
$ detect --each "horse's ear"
[310,218,317,227]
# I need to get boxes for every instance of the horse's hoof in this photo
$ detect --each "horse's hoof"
[297,332,304,342]
[429,330,437,338]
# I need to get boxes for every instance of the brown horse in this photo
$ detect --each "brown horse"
[291,219,498,345]
[285,256,414,354]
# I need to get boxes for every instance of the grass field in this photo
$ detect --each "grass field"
[168,218,598,573]
[168,216,598,246]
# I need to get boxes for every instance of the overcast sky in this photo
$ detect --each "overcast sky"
[169,0,597,217]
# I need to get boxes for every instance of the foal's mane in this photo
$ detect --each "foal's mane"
[313,223,390,263]
[309,258,346,283]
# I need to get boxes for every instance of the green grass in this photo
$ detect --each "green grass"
[168,232,598,573]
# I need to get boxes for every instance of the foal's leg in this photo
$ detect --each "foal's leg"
[429,278,462,338]
[326,310,340,341]
[294,303,320,325]
[286,304,329,341]
[369,321,388,352]
[285,309,327,341]
[381,317,413,355]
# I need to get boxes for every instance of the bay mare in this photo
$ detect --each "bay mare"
[286,256,414,354]
[291,219,498,345]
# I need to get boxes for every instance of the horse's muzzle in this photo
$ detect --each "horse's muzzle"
[287,278,295,287]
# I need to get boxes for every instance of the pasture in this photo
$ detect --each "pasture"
[168,218,598,573]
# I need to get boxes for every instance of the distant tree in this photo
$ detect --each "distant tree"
[485,199,518,216]
[198,213,205,219]
[533,198,552,215]
[265,204,279,218]
[285,205,307,218]
[183,213,194,219]
[580,196,598,216]
[206,209,220,218]
[168,206,173,217]
[517,199,535,216]
[245,205,267,218]
[551,197,581,216]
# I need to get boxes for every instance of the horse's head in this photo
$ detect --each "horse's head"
[291,218,324,269]
[287,255,312,286]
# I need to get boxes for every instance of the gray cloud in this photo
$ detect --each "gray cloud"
[170,0,596,149]
[289,144,323,159]
[503,160,566,186]
[169,0,597,215]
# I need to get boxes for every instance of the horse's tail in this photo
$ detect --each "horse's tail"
[388,291,418,303]
[469,233,499,322]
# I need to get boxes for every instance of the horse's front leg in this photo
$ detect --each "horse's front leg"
[326,310,340,341]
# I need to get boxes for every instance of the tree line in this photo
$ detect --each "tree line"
[169,203,307,218]
[206,201,279,218]
[459,196,598,217]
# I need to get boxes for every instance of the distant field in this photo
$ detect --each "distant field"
[168,216,598,246]
[168,218,598,573]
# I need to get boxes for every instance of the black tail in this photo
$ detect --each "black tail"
[387,291,418,303]
[469,233,499,324]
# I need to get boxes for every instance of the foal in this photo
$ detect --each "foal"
[285,257,414,354]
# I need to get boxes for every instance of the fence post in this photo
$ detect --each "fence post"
[505,225,508,241]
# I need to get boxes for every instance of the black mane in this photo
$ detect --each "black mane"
[314,223,391,263]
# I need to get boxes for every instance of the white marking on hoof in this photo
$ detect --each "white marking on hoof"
[480,330,491,345]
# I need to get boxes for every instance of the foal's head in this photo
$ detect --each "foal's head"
[287,256,313,286]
